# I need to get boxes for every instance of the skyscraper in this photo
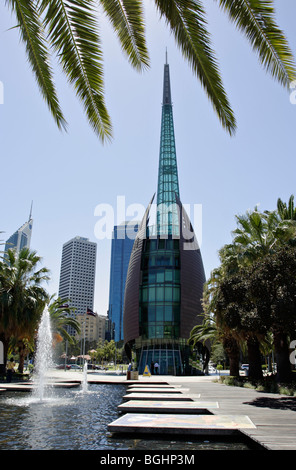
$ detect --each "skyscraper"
[5,204,33,254]
[123,57,207,375]
[108,221,139,342]
[58,236,97,335]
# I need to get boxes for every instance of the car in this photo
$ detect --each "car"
[56,364,71,370]
[69,364,81,370]
[241,364,249,376]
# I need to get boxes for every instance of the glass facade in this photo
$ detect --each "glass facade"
[108,222,139,342]
[157,63,180,237]
[138,346,182,375]
[139,236,180,341]
[4,219,33,257]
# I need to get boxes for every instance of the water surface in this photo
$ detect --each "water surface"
[0,384,254,450]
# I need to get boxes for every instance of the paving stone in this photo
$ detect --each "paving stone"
[108,413,256,436]
[123,393,200,401]
[118,399,219,414]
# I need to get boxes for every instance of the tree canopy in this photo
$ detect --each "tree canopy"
[191,195,296,382]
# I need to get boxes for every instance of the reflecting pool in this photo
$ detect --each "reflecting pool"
[0,384,255,450]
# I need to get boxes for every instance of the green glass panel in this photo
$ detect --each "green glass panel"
[148,325,155,338]
[156,286,164,301]
[142,287,148,302]
[149,272,156,283]
[156,305,163,321]
[148,287,155,301]
[174,270,180,282]
[173,286,180,301]
[148,306,155,321]
[156,271,164,283]
[158,239,165,249]
[165,270,173,282]
[165,286,172,301]
[155,325,163,338]
[164,305,173,321]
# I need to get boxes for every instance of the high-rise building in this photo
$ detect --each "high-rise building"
[123,57,207,375]
[108,221,139,342]
[58,236,97,335]
[5,204,33,254]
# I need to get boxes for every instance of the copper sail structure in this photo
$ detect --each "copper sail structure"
[123,56,207,375]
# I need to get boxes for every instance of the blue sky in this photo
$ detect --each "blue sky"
[1,1,296,316]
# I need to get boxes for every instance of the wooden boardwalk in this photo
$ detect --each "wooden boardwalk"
[165,377,296,450]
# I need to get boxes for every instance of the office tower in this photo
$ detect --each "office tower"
[5,204,33,254]
[123,57,207,375]
[108,221,139,342]
[58,236,97,335]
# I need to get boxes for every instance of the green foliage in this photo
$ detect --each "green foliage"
[0,247,50,372]
[4,0,296,140]
[48,295,81,342]
[196,195,296,383]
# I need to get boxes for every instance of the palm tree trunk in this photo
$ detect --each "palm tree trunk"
[17,341,26,374]
[223,336,240,377]
[273,329,292,383]
[247,336,263,380]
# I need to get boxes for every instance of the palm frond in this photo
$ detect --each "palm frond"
[153,0,236,136]
[217,0,296,87]
[100,0,149,71]
[6,0,66,130]
[40,0,112,142]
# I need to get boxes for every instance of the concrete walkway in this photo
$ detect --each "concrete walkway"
[1,370,296,450]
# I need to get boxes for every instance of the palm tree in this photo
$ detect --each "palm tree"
[48,296,81,344]
[277,195,296,221]
[0,247,50,375]
[4,0,295,141]
[194,275,242,377]
[211,203,296,382]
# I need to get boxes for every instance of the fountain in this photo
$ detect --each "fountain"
[32,306,54,401]
[0,309,257,450]
[82,361,88,392]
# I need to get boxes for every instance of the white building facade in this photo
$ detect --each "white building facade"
[58,236,97,334]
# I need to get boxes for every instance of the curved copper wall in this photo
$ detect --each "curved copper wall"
[123,196,154,346]
[123,196,206,350]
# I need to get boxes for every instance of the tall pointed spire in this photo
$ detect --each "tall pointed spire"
[157,53,180,236]
[28,200,33,221]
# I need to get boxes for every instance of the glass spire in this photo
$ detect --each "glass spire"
[156,55,180,237]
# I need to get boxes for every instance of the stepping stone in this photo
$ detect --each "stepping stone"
[52,382,81,388]
[118,400,219,414]
[0,382,80,392]
[123,393,200,401]
[127,384,179,388]
[108,413,256,436]
[126,387,188,393]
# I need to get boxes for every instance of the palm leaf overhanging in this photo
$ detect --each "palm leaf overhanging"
[5,0,296,141]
